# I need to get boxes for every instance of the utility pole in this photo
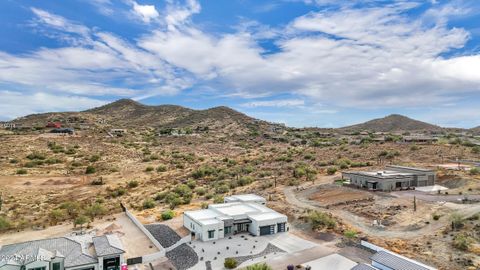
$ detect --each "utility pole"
[413,195,417,212]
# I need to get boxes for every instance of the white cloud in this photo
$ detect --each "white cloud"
[0,91,106,120]
[241,99,305,108]
[2,1,480,123]
[31,7,90,37]
[130,1,160,23]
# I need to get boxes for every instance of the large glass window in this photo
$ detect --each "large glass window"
[52,262,61,270]
[208,230,215,239]
[29,267,46,270]
[224,226,232,234]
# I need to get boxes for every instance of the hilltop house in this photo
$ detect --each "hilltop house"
[183,194,287,241]
[0,234,125,270]
[342,165,436,191]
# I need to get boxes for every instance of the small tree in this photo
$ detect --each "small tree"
[143,198,156,209]
[49,209,66,225]
[224,258,238,269]
[74,215,90,230]
[0,216,11,231]
[450,213,464,230]
[85,203,106,222]
[85,166,96,174]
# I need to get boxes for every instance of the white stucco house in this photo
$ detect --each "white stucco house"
[0,234,125,270]
[224,194,267,205]
[183,194,288,241]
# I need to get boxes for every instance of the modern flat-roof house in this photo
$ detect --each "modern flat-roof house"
[342,165,436,191]
[224,194,266,205]
[0,235,125,270]
[183,196,287,241]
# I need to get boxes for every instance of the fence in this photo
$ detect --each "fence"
[165,234,192,252]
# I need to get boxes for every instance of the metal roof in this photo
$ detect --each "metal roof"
[370,251,432,270]
[92,235,125,257]
[0,237,97,268]
[351,264,377,270]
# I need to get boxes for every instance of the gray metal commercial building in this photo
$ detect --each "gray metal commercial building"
[342,165,436,191]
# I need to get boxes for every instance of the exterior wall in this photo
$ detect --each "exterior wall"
[183,215,223,241]
[385,166,436,186]
[124,209,165,255]
[65,264,98,270]
[344,172,421,191]
[26,260,50,270]
[249,216,288,236]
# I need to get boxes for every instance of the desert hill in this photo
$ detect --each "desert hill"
[10,99,273,135]
[340,114,443,133]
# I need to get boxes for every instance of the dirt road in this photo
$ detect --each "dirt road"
[284,176,480,239]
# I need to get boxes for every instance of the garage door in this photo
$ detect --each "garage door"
[260,225,274,235]
[277,222,286,232]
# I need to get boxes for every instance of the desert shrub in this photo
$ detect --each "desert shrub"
[470,167,480,175]
[165,192,183,209]
[156,165,167,172]
[246,263,273,270]
[410,145,420,151]
[89,155,100,162]
[127,180,139,188]
[224,258,238,269]
[213,195,224,204]
[24,160,44,167]
[191,165,216,179]
[65,148,76,155]
[145,166,154,172]
[326,167,337,175]
[344,230,357,239]
[0,216,11,231]
[238,176,254,186]
[432,213,441,221]
[9,159,18,164]
[472,146,480,154]
[45,158,63,164]
[26,152,46,160]
[309,211,336,229]
[154,191,167,201]
[453,233,473,251]
[16,169,27,175]
[195,187,206,196]
[161,210,175,220]
[450,213,464,230]
[142,198,156,209]
[49,209,66,225]
[111,187,126,197]
[215,184,229,194]
[187,180,196,189]
[85,166,96,174]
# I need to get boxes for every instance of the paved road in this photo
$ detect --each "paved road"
[283,180,480,240]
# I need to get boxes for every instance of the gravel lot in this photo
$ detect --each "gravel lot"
[145,224,182,248]
[234,243,285,265]
[166,243,199,270]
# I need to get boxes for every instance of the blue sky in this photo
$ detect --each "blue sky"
[0,0,480,128]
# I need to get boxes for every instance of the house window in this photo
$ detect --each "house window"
[29,267,46,270]
[224,226,232,234]
[52,262,61,270]
[208,230,215,239]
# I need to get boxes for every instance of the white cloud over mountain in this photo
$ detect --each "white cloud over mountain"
[0,0,479,125]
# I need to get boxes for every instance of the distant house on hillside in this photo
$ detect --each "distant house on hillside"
[402,135,438,144]
[51,128,74,135]
[46,122,62,128]
[110,129,126,136]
